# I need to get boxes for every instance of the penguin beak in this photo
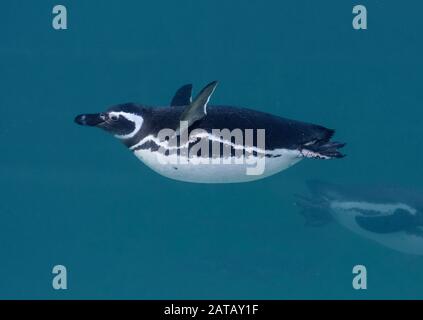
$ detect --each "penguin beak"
[74,113,106,126]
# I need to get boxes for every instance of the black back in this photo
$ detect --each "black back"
[123,104,335,151]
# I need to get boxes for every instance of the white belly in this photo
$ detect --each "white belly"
[133,148,302,183]
[330,202,423,255]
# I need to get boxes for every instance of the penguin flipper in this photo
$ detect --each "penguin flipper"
[179,81,218,128]
[170,84,192,106]
[355,209,417,234]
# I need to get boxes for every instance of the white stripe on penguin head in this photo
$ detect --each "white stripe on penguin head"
[109,111,144,139]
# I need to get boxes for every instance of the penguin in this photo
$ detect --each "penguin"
[75,81,345,183]
[296,180,423,255]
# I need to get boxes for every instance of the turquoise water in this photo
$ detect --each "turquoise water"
[1,0,423,299]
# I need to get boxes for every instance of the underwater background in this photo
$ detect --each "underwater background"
[1,0,423,299]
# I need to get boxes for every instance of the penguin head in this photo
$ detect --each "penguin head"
[75,103,148,139]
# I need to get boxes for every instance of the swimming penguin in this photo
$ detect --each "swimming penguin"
[296,180,423,255]
[75,82,345,183]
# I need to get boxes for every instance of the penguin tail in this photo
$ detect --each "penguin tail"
[300,140,346,159]
[294,193,333,227]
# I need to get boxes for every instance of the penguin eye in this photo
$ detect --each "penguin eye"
[110,114,119,121]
